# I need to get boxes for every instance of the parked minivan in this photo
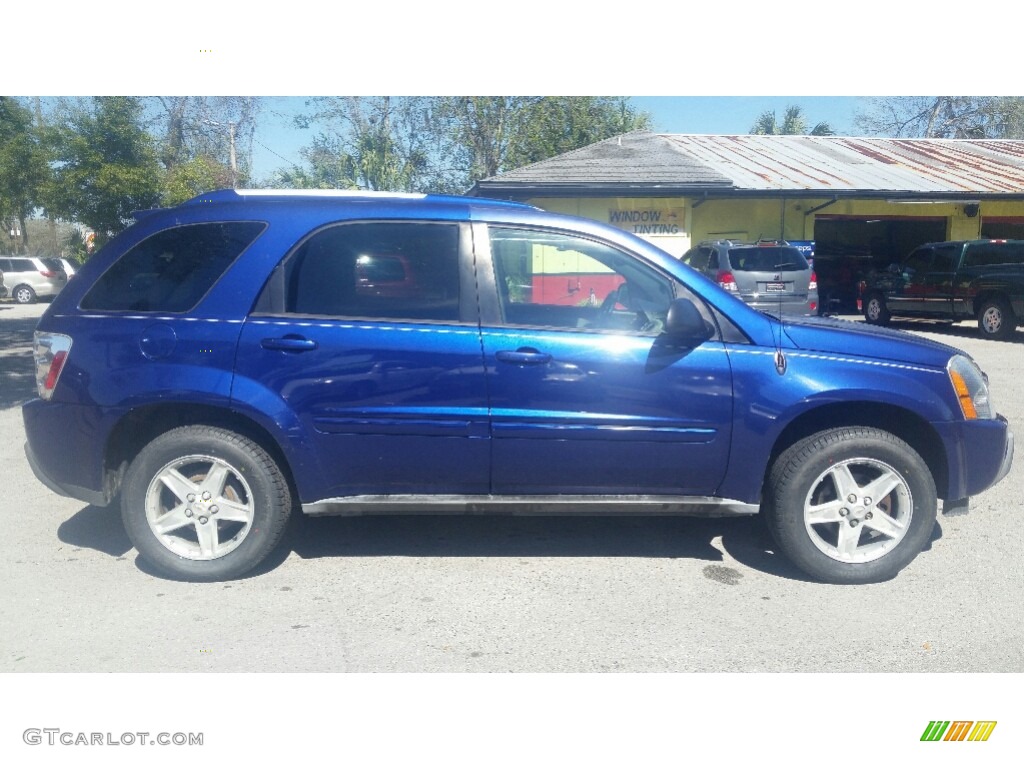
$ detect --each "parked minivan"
[0,256,68,303]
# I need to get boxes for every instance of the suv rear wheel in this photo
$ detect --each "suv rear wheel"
[121,425,292,581]
[863,293,890,326]
[765,427,937,584]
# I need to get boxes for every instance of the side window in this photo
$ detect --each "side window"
[708,251,720,270]
[282,222,460,322]
[963,243,1022,269]
[902,247,933,277]
[489,227,675,334]
[81,222,265,312]
[684,247,711,271]
[931,244,960,271]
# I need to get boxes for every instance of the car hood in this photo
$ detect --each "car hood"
[779,315,962,368]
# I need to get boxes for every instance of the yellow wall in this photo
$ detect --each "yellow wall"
[525,195,1024,252]
[530,197,693,257]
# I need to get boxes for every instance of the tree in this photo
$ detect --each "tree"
[288,96,653,194]
[854,96,1024,138]
[163,155,236,205]
[750,105,834,136]
[0,97,51,252]
[146,96,263,186]
[46,97,163,245]
[507,96,652,168]
[290,97,433,192]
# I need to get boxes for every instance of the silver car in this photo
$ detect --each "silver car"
[681,240,818,316]
[0,256,68,304]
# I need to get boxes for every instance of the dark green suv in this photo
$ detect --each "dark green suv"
[860,239,1024,339]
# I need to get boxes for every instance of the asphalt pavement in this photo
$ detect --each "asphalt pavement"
[2,300,1022,673]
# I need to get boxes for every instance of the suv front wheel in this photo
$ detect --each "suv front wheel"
[121,425,292,581]
[765,427,937,584]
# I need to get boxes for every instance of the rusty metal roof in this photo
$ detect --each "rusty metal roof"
[662,134,1024,193]
[472,132,1024,197]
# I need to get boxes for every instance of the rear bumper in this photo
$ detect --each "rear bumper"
[743,295,818,316]
[24,440,109,507]
[22,398,114,507]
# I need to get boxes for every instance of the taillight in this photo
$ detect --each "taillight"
[717,271,738,292]
[808,271,817,291]
[33,332,72,400]
[39,270,58,278]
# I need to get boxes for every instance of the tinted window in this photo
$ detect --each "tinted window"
[932,244,960,271]
[490,227,674,334]
[963,242,1024,268]
[683,247,711,271]
[12,258,36,271]
[282,222,460,322]
[902,247,933,275]
[81,222,264,312]
[726,246,807,272]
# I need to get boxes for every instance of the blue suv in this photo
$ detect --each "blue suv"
[23,190,1014,583]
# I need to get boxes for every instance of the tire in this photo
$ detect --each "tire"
[121,425,292,581]
[765,427,937,584]
[13,284,36,304]
[863,293,890,326]
[977,297,1016,340]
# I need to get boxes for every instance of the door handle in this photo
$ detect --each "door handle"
[496,348,552,365]
[261,336,318,352]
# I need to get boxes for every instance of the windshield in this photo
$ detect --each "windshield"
[727,246,808,272]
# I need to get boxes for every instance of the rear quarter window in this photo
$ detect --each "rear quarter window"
[80,222,265,312]
[963,242,1024,269]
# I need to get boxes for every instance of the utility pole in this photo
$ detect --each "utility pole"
[34,97,60,254]
[203,119,238,188]
[228,121,237,188]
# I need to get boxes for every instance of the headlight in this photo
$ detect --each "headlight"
[946,354,993,420]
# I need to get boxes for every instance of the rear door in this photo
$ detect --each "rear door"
[234,220,491,503]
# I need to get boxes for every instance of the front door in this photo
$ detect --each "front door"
[476,225,733,496]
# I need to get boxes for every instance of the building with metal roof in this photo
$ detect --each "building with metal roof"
[471,132,1024,310]
[473,131,1024,200]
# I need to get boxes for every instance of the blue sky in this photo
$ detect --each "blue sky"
[250,96,864,180]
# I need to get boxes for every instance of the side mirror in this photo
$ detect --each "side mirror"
[665,298,714,343]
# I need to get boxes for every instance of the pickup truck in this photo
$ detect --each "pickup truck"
[860,239,1024,339]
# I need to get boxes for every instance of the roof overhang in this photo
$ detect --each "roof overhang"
[470,181,732,199]
[470,183,1024,203]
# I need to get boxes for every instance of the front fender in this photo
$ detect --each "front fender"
[717,345,957,503]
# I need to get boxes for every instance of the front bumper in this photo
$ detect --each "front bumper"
[937,414,1014,502]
